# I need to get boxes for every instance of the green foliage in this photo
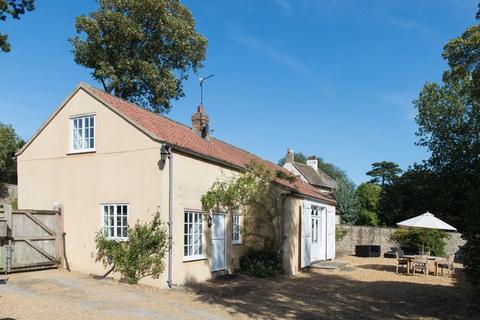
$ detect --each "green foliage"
[238,240,282,278]
[358,209,379,227]
[414,22,480,289]
[202,161,293,275]
[366,161,402,187]
[355,183,381,226]
[0,123,24,184]
[356,183,381,213]
[335,227,348,241]
[70,0,207,113]
[0,0,35,52]
[95,212,168,284]
[10,198,18,210]
[334,177,360,225]
[390,228,449,257]
[201,161,274,214]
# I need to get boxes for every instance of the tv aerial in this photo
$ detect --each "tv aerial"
[199,74,215,106]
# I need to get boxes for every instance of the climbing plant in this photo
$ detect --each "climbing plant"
[201,161,295,277]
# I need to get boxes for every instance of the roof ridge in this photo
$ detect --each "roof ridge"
[81,82,195,132]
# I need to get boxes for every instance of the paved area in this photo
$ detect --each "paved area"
[0,256,478,319]
[310,260,348,269]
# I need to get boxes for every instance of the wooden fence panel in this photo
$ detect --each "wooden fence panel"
[0,206,61,272]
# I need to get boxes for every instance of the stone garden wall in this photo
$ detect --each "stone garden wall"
[336,225,465,258]
[0,184,17,207]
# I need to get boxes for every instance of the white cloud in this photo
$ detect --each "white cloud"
[229,29,308,76]
[381,92,417,121]
[273,0,293,17]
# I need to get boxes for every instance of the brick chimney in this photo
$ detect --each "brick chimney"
[191,105,209,139]
[306,156,318,172]
[285,148,294,163]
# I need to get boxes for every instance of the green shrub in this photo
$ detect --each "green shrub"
[390,228,449,257]
[238,241,282,278]
[358,209,379,226]
[95,212,168,284]
[335,227,348,241]
[463,234,480,290]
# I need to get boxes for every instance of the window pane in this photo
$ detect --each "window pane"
[123,216,127,226]
[122,227,127,238]
[184,246,188,256]
[117,227,121,237]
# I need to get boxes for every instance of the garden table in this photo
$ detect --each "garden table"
[403,255,446,275]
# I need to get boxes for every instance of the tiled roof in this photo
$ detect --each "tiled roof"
[293,162,337,189]
[83,84,335,204]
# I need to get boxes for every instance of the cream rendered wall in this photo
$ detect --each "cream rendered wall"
[17,88,246,288]
[282,196,302,275]
[17,89,164,278]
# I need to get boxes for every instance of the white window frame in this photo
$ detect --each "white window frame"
[101,203,129,241]
[70,114,96,153]
[232,213,242,245]
[183,211,206,261]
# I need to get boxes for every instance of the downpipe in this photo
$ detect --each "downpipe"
[161,145,174,288]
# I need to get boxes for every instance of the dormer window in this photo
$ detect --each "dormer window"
[71,114,95,152]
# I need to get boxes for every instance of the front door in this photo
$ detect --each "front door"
[310,206,325,261]
[211,213,226,271]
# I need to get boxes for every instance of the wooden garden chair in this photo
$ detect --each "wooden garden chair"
[396,249,408,274]
[412,256,428,275]
[437,253,455,276]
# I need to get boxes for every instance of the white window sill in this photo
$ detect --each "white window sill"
[183,255,207,263]
[106,237,128,242]
[67,149,96,155]
[232,241,242,245]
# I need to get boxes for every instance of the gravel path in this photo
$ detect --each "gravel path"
[0,256,478,319]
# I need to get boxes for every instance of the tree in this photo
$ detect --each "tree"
[378,164,439,227]
[366,161,402,187]
[70,0,207,114]
[334,177,360,225]
[414,22,480,289]
[0,123,24,184]
[278,151,359,224]
[0,0,34,52]
[355,183,381,226]
[95,211,168,284]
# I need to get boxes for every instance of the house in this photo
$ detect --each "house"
[16,83,336,288]
[283,149,339,259]
[282,149,337,193]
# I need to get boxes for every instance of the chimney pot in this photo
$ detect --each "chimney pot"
[286,148,294,163]
[306,156,318,172]
[192,105,210,139]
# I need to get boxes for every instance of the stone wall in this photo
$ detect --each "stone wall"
[336,225,465,258]
[0,184,17,207]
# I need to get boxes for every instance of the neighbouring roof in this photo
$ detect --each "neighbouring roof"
[292,162,337,190]
[18,83,335,205]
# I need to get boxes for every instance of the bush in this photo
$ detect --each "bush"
[95,212,168,284]
[335,227,348,241]
[463,234,480,290]
[390,228,449,257]
[358,209,379,226]
[238,241,282,278]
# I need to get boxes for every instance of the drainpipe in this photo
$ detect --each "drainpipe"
[279,192,289,270]
[161,145,174,288]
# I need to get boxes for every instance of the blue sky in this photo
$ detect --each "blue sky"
[0,0,477,184]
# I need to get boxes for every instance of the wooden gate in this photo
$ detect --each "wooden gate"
[0,205,63,273]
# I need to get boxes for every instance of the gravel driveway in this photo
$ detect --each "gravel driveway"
[0,256,478,320]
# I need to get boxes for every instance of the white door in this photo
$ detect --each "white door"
[312,206,327,261]
[300,202,312,268]
[211,213,226,271]
[326,209,336,260]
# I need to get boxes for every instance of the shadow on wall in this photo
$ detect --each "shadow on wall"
[188,270,479,320]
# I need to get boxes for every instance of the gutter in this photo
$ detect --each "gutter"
[161,145,174,288]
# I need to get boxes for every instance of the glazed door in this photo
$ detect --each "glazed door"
[211,213,226,271]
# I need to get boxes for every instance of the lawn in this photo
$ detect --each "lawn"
[0,255,478,319]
